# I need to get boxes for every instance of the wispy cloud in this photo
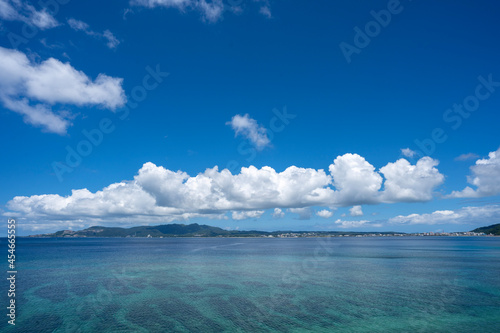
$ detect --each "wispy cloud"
[130,0,274,23]
[131,0,224,22]
[259,5,271,18]
[0,0,58,29]
[455,153,479,161]
[254,0,272,18]
[67,18,120,49]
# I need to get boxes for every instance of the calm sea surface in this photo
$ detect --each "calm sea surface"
[1,237,499,332]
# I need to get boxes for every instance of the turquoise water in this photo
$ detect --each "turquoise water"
[1,237,500,332]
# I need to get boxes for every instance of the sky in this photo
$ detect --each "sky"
[1,0,500,236]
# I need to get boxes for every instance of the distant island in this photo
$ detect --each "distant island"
[29,223,398,238]
[27,222,498,238]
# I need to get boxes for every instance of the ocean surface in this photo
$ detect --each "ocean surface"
[1,237,500,332]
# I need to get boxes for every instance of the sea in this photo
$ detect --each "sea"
[1,236,499,332]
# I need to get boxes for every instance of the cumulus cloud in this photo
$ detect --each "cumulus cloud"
[135,163,333,211]
[389,205,500,225]
[401,148,416,158]
[226,114,270,150]
[316,209,334,219]
[329,153,382,205]
[448,148,500,198]
[5,153,447,228]
[7,162,331,225]
[349,205,363,216]
[0,0,58,29]
[380,157,444,202]
[0,47,126,134]
[67,18,120,49]
[272,208,285,219]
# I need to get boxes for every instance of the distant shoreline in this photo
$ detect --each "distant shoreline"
[18,234,498,239]
[17,222,499,238]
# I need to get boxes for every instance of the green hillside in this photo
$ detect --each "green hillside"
[472,223,500,235]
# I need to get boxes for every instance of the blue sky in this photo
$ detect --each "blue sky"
[1,0,500,236]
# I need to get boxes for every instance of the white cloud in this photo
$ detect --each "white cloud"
[380,157,444,202]
[448,186,477,198]
[448,148,500,198]
[5,154,448,228]
[349,205,363,216]
[7,162,332,225]
[272,208,285,219]
[226,114,270,150]
[329,153,383,205]
[316,209,333,219]
[389,205,500,225]
[0,0,58,29]
[231,210,264,220]
[133,162,334,212]
[334,219,372,229]
[401,148,416,158]
[67,18,120,49]
[0,47,126,134]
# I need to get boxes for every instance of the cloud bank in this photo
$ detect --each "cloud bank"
[6,154,446,227]
[389,205,500,226]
